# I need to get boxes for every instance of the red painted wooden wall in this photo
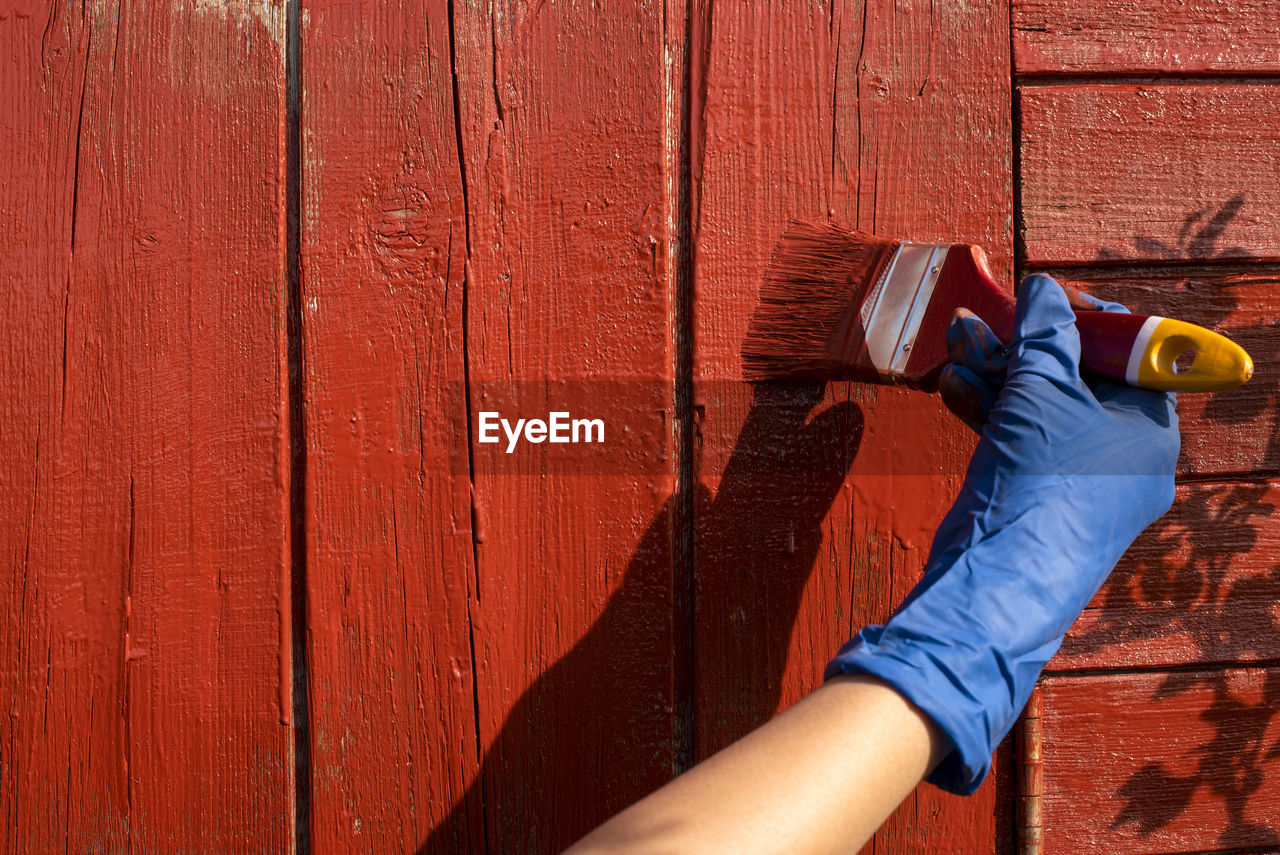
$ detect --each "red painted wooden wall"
[3,1,1277,852]
[1014,3,1280,849]
[1,3,295,852]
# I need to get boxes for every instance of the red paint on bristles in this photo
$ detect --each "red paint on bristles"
[742,219,897,380]
[744,219,1166,394]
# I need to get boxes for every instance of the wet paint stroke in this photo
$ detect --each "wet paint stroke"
[0,2,293,852]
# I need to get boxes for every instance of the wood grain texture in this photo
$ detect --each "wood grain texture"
[1055,481,1280,671]
[689,1,1014,851]
[0,2,292,852]
[299,1,480,852]
[1048,268,1280,477]
[1020,85,1280,266]
[301,1,681,852]
[1013,0,1280,74]
[1037,670,1280,853]
[454,2,681,848]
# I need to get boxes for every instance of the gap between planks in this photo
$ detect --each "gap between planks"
[285,0,311,852]
[443,1,492,853]
[1024,262,1280,279]
[1044,658,1280,680]
[1016,73,1280,87]
[671,0,699,779]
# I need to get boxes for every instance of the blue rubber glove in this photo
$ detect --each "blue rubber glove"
[825,274,1180,795]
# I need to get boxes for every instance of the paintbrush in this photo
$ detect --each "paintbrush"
[743,220,1253,393]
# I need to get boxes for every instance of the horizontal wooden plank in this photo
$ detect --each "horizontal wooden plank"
[1020,85,1280,265]
[1054,481,1280,671]
[1037,669,1280,853]
[1046,269,1280,478]
[1014,0,1280,74]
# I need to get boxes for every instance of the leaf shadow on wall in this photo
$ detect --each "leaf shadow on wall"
[1079,485,1280,847]
[419,383,864,854]
[1065,196,1280,846]
[1092,193,1280,469]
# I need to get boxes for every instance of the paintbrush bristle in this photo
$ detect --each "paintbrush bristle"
[742,220,896,380]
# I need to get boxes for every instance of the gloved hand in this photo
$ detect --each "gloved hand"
[825,274,1180,795]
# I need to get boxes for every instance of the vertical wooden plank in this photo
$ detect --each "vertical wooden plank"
[302,1,681,853]
[299,1,480,852]
[0,2,292,852]
[451,2,681,851]
[690,1,1014,852]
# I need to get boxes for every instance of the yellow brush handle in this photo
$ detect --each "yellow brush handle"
[1129,317,1254,392]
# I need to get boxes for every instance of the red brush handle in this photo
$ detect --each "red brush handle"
[1072,310,1151,378]
[903,245,1148,390]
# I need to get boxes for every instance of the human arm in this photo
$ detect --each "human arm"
[564,275,1179,850]
[563,674,944,855]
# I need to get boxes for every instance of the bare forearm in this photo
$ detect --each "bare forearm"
[563,675,945,855]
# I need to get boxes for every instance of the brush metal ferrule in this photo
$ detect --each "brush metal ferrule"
[859,242,950,380]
